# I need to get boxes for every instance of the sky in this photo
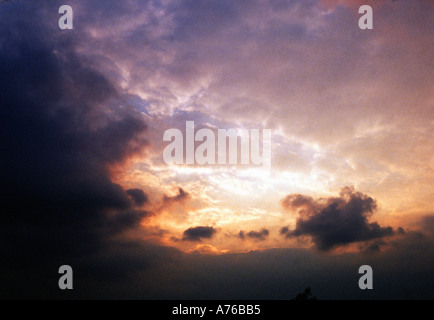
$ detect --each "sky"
[0,0,433,299]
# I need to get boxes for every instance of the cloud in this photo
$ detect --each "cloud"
[282,194,316,212]
[0,2,153,294]
[281,187,395,251]
[126,189,148,206]
[155,187,191,216]
[73,232,434,299]
[239,229,270,241]
[280,226,290,235]
[0,0,432,300]
[163,188,190,204]
[182,226,217,242]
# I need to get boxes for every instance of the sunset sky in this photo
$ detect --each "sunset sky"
[1,0,433,299]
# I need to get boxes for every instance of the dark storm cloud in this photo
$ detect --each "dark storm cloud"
[239,229,270,241]
[72,232,434,300]
[281,187,395,251]
[0,2,151,297]
[182,226,217,242]
[127,189,148,206]
[280,226,290,235]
